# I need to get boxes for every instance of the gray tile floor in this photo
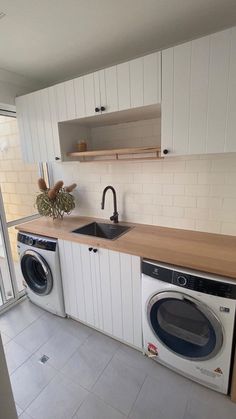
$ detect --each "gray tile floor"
[1,299,235,419]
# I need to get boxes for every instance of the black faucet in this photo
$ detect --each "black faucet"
[101,186,119,223]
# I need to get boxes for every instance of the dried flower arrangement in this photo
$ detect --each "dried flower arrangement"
[36,178,77,219]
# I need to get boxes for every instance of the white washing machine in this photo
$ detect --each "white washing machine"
[142,259,236,394]
[17,232,65,317]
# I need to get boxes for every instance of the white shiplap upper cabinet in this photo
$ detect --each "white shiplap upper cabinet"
[118,52,161,110]
[16,51,161,162]
[162,27,236,156]
[16,89,57,163]
[82,52,161,116]
[58,240,142,349]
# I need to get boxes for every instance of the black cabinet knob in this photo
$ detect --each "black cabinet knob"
[101,106,106,112]
[163,149,169,155]
[55,156,60,160]
[93,248,98,253]
[95,107,100,113]
[88,247,93,252]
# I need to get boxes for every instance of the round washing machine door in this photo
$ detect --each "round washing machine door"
[20,250,53,296]
[147,291,223,361]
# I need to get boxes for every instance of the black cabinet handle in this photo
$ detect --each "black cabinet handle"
[93,248,98,253]
[88,247,93,252]
[95,107,100,113]
[55,156,60,160]
[101,106,106,112]
[163,149,169,155]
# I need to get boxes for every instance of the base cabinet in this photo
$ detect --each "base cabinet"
[59,240,142,349]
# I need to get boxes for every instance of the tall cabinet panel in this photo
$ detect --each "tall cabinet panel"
[226,27,236,152]
[143,52,161,105]
[172,42,191,155]
[206,30,231,153]
[74,76,86,119]
[162,27,236,156]
[117,62,131,111]
[188,36,210,154]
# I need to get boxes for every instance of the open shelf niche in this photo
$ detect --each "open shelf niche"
[58,104,162,163]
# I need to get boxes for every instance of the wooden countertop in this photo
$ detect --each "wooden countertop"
[15,215,236,279]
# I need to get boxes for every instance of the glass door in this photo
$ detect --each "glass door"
[0,108,50,312]
[147,291,223,361]
[0,193,17,309]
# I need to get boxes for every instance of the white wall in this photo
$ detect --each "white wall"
[0,68,42,105]
[52,118,236,236]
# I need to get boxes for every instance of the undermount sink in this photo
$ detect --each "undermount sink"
[72,222,132,240]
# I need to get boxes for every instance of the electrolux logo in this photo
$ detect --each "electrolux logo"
[219,306,230,313]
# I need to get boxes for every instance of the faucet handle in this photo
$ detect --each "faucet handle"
[110,212,119,223]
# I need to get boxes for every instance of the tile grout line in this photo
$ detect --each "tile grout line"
[127,372,148,418]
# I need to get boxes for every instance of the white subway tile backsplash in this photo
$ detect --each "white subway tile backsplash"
[143,184,162,194]
[162,160,186,173]
[174,173,198,185]
[163,206,184,218]
[174,196,196,208]
[185,184,210,197]
[211,157,236,172]
[163,185,185,196]
[185,159,211,173]
[195,220,221,234]
[223,198,236,210]
[184,207,209,220]
[198,172,225,185]
[53,118,236,236]
[153,173,173,184]
[197,197,223,209]
[221,222,236,235]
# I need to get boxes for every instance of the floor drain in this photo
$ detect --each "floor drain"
[39,355,49,364]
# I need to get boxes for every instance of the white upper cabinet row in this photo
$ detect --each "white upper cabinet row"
[162,26,236,155]
[16,25,236,162]
[16,52,161,163]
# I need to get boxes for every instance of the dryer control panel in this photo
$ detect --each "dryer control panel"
[142,260,236,299]
[17,232,56,252]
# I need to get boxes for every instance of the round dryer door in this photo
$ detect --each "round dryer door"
[147,291,223,361]
[20,250,53,296]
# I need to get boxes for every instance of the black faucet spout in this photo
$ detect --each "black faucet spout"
[101,186,119,223]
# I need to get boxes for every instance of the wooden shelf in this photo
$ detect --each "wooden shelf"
[67,146,162,162]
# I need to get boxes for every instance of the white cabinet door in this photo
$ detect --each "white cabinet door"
[74,76,86,119]
[16,94,34,163]
[54,83,67,122]
[99,248,142,348]
[64,80,76,121]
[103,66,118,114]
[48,86,61,161]
[117,62,131,111]
[59,240,142,349]
[143,53,161,106]
[16,88,60,163]
[83,73,97,116]
[116,52,161,112]
[162,27,236,156]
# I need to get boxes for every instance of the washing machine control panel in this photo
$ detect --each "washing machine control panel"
[142,261,236,299]
[17,232,56,251]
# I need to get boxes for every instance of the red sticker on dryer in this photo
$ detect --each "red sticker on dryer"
[147,343,158,356]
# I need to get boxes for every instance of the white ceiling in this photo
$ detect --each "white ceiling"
[0,0,236,86]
